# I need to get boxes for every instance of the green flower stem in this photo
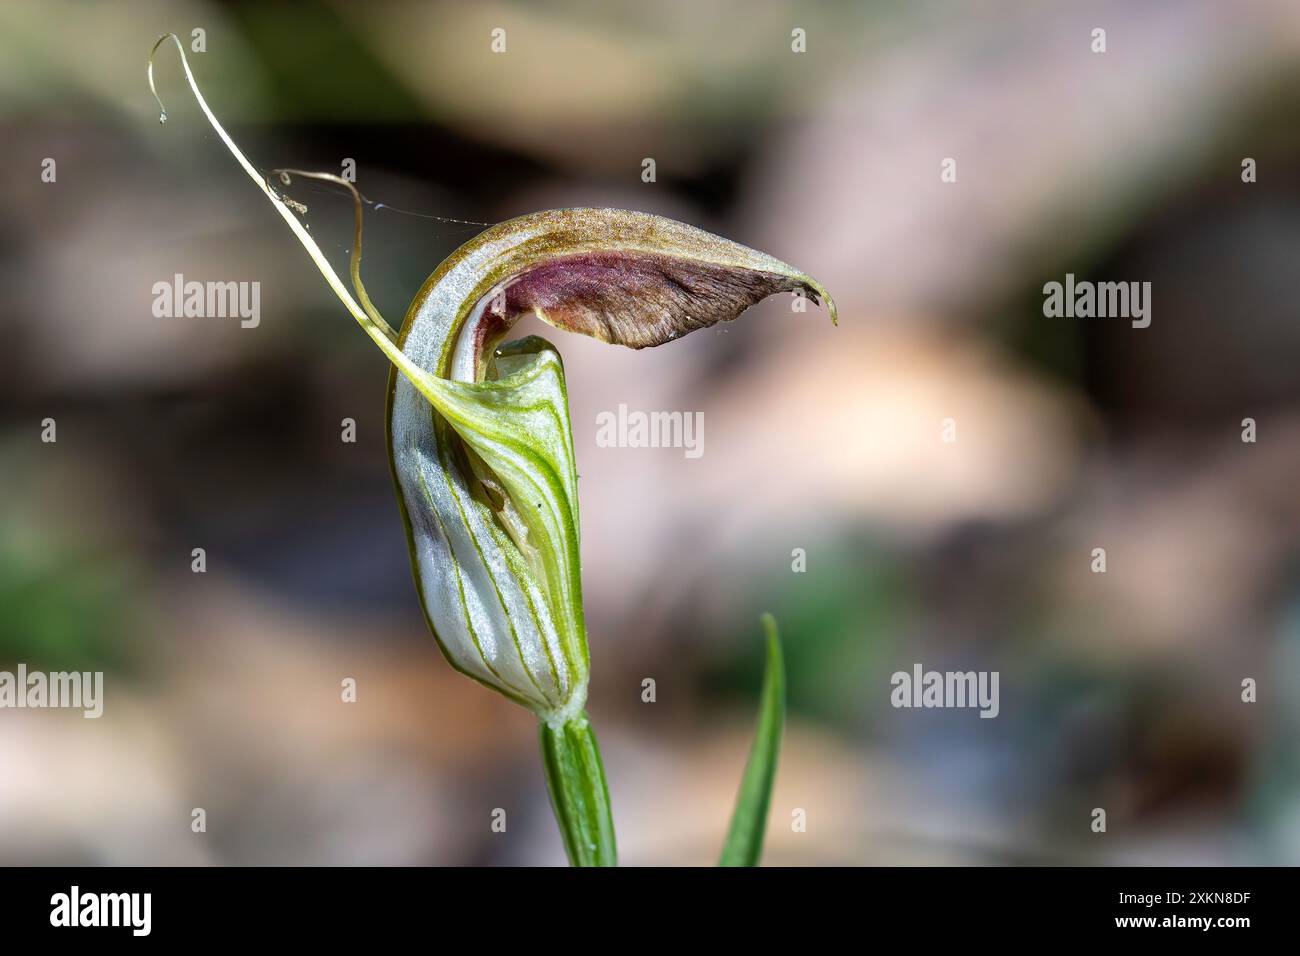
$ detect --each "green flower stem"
[539,712,617,866]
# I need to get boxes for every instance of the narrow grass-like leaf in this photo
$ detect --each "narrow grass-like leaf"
[719,614,786,867]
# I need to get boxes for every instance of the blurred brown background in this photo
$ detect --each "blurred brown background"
[2,0,1299,865]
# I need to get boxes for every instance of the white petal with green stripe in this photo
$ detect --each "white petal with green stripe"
[389,335,587,719]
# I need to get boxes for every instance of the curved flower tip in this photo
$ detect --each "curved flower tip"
[473,208,837,350]
[408,208,836,378]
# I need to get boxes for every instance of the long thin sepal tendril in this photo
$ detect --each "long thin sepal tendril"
[270,168,394,340]
[147,33,445,399]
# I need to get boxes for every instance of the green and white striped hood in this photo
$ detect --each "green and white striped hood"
[384,208,834,721]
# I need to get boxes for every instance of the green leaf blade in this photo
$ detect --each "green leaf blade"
[719,613,786,867]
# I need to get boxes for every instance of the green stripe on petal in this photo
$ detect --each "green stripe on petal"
[392,336,587,718]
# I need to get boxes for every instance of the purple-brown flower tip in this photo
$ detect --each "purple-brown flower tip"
[403,208,836,374]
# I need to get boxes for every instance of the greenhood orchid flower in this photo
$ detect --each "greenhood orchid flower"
[150,33,834,867]
[387,208,835,723]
